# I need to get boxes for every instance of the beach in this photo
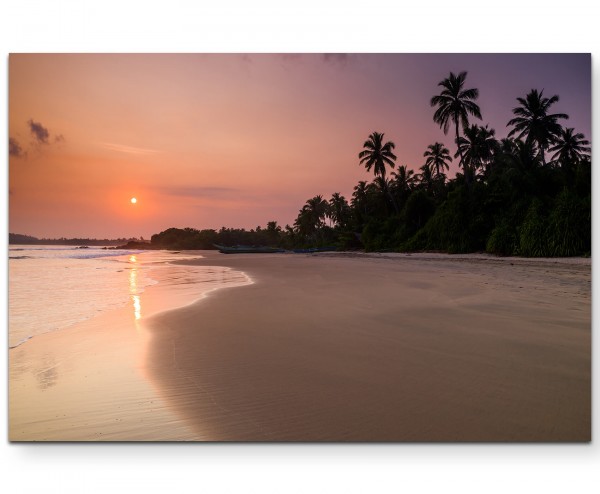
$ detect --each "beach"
[10,251,591,441]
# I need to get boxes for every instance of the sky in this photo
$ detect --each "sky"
[8,53,591,239]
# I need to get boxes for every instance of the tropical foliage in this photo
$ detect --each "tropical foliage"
[423,142,452,179]
[506,89,568,165]
[149,72,590,257]
[430,71,482,169]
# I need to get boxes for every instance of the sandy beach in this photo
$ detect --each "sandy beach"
[146,252,591,441]
[8,258,250,441]
[10,251,590,441]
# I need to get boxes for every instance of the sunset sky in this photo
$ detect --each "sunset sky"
[9,53,591,239]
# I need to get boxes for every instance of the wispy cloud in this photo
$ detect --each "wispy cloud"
[157,185,239,198]
[101,142,160,155]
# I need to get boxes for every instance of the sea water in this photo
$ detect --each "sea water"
[8,246,248,349]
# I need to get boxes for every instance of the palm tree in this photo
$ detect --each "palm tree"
[329,193,350,228]
[423,142,452,180]
[358,132,399,213]
[499,138,541,174]
[416,163,435,194]
[430,71,482,169]
[455,124,497,179]
[294,195,328,236]
[265,221,282,246]
[507,89,568,165]
[495,139,541,197]
[358,132,397,179]
[391,164,415,193]
[548,127,590,167]
[306,195,328,227]
[369,176,397,214]
[352,181,370,217]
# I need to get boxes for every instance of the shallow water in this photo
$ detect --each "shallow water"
[8,247,253,441]
[8,246,248,349]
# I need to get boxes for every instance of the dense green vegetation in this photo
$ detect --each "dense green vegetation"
[282,71,591,257]
[149,223,288,250]
[8,233,138,246]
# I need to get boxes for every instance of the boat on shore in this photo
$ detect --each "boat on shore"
[292,246,338,253]
[214,244,286,254]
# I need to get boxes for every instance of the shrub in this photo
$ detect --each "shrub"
[486,221,518,256]
[546,189,590,256]
[518,199,549,257]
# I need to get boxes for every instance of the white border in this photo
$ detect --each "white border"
[1,2,598,493]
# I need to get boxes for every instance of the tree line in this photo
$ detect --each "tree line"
[286,71,591,256]
[8,233,142,246]
[123,71,590,256]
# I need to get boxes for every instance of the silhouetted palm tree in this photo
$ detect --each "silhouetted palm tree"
[372,176,399,214]
[499,138,541,174]
[352,181,370,216]
[455,124,497,179]
[358,132,399,214]
[358,132,397,179]
[266,221,281,233]
[391,164,415,193]
[294,195,328,236]
[416,163,435,194]
[329,193,350,228]
[430,71,482,169]
[306,195,328,226]
[507,89,568,166]
[549,127,590,166]
[492,138,542,198]
[423,142,452,180]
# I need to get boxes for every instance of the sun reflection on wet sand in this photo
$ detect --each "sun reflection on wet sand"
[9,252,255,440]
[128,255,142,327]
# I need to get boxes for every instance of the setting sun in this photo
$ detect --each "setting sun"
[130,197,137,204]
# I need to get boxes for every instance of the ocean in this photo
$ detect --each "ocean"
[8,246,250,349]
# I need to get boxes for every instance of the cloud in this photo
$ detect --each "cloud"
[102,142,159,155]
[157,185,239,198]
[277,53,352,67]
[321,53,352,66]
[12,120,64,158]
[9,137,26,158]
[28,119,50,144]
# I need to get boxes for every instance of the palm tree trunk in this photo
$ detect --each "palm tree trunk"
[540,148,547,167]
[455,120,469,185]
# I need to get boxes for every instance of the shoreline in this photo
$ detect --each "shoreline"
[146,251,591,441]
[9,250,591,441]
[8,252,251,441]
[313,250,591,264]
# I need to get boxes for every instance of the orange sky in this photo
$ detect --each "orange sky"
[9,54,590,239]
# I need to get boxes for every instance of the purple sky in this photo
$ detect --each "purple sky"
[348,53,591,174]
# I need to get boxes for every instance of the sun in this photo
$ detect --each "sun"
[130,197,137,204]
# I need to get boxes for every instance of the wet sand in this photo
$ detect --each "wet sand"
[9,261,250,441]
[146,252,591,441]
[9,252,591,441]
